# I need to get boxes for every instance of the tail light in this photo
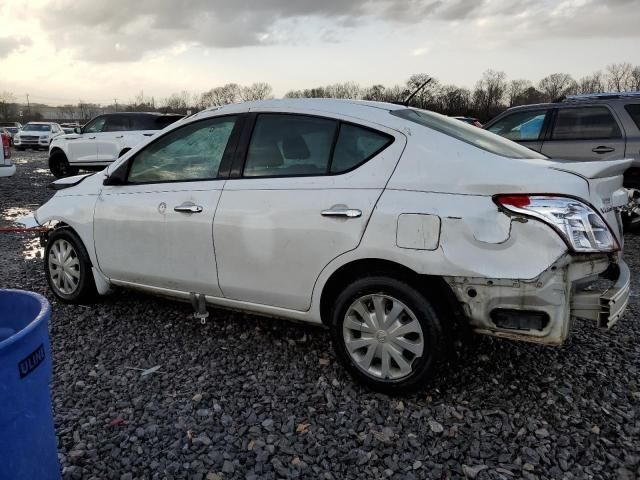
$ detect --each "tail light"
[495,194,618,253]
[1,134,10,159]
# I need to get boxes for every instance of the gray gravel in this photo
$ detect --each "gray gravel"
[1,150,639,480]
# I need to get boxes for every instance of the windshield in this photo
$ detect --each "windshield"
[22,124,51,132]
[391,108,547,160]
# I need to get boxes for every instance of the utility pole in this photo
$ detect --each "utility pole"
[114,98,118,111]
[26,93,30,113]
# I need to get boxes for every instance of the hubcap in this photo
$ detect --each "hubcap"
[342,294,424,381]
[48,239,80,295]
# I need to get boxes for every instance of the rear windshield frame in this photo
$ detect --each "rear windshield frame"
[391,108,548,160]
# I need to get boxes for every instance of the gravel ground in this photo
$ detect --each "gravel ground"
[1,150,639,480]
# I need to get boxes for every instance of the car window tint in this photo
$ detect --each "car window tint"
[331,124,392,173]
[104,116,130,132]
[392,108,547,159]
[487,110,547,141]
[129,116,152,131]
[127,116,237,183]
[552,107,622,140]
[84,117,106,133]
[625,104,640,130]
[154,115,183,130]
[244,114,337,177]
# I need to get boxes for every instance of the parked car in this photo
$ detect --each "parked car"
[453,116,482,127]
[0,121,22,130]
[14,122,64,151]
[34,99,630,393]
[0,130,15,177]
[48,112,183,178]
[61,127,75,134]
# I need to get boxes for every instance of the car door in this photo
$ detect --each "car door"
[98,115,130,162]
[93,115,241,295]
[68,116,105,163]
[540,105,626,161]
[485,108,551,152]
[213,111,406,311]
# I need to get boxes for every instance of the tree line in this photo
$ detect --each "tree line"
[1,62,639,123]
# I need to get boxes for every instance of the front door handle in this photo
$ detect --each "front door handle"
[321,207,362,218]
[174,202,203,213]
[115,135,124,139]
[88,136,96,140]
[592,146,615,154]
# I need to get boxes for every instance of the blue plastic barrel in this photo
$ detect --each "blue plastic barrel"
[0,289,60,480]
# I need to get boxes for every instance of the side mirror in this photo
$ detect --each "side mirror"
[74,127,82,134]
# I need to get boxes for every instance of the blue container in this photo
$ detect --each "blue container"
[0,289,60,480]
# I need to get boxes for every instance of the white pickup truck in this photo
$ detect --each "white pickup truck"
[0,130,15,177]
[48,112,183,177]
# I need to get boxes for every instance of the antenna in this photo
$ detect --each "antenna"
[402,78,433,106]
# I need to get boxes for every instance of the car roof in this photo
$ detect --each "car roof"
[104,112,184,117]
[24,122,56,125]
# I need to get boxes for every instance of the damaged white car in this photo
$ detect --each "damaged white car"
[35,99,631,392]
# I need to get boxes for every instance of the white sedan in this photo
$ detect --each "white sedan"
[35,99,630,392]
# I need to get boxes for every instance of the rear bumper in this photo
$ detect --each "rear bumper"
[446,254,630,345]
[0,163,16,177]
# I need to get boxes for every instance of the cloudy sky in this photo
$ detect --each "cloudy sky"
[0,0,638,105]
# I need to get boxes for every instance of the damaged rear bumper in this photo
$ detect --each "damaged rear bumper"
[446,255,630,345]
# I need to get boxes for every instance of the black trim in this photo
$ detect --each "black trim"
[104,114,242,186]
[231,112,395,180]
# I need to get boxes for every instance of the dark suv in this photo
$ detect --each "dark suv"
[484,93,640,188]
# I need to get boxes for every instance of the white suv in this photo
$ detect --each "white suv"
[34,99,631,392]
[14,122,64,151]
[48,112,183,178]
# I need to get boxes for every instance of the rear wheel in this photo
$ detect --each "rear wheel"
[44,228,97,304]
[49,150,79,178]
[330,276,444,393]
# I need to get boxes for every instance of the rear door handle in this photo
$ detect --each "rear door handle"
[88,136,96,140]
[592,146,615,154]
[174,202,203,213]
[321,208,362,218]
[115,135,124,139]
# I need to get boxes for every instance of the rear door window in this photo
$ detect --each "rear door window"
[243,114,337,177]
[552,107,622,140]
[625,104,640,130]
[487,110,549,141]
[104,115,131,132]
[331,124,392,173]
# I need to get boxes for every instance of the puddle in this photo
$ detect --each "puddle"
[22,237,43,260]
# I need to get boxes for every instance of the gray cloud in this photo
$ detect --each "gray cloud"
[0,36,32,58]
[37,0,640,62]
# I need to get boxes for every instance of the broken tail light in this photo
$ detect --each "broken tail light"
[495,194,618,253]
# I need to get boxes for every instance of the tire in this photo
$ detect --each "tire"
[329,275,444,394]
[44,228,97,304]
[49,150,79,178]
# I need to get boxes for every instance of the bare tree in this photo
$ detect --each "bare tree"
[0,91,17,120]
[473,70,507,119]
[362,84,386,101]
[538,73,576,100]
[506,79,532,106]
[240,82,273,102]
[439,85,471,115]
[326,82,362,99]
[577,71,605,94]
[629,66,640,91]
[199,83,241,108]
[606,62,633,91]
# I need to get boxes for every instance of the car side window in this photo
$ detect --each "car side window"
[552,107,622,140]
[84,117,106,134]
[331,124,392,173]
[127,116,237,184]
[487,110,548,141]
[104,116,131,132]
[625,104,640,130]
[243,114,337,177]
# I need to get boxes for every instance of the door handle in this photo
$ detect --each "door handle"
[321,207,362,218]
[88,136,96,140]
[592,146,615,154]
[174,202,203,213]
[115,135,124,139]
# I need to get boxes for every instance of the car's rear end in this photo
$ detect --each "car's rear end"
[0,131,16,177]
[383,107,631,344]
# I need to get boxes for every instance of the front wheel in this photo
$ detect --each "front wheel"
[44,228,97,303]
[49,150,79,178]
[329,276,444,394]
